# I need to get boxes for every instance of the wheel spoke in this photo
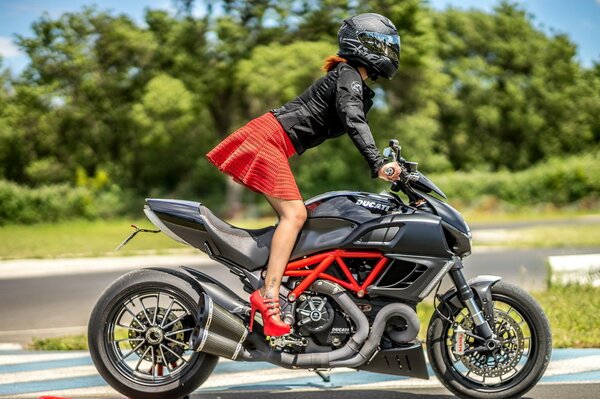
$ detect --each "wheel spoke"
[164,336,189,349]
[153,293,160,326]
[138,297,152,325]
[162,312,190,330]
[134,346,151,372]
[124,306,148,331]
[159,345,171,372]
[117,323,144,333]
[113,337,145,344]
[160,297,176,328]
[120,340,145,362]
[161,343,188,364]
[150,346,156,382]
[165,327,194,336]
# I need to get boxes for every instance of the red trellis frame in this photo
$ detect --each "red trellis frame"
[284,249,389,301]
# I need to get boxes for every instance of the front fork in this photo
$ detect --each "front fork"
[448,262,497,340]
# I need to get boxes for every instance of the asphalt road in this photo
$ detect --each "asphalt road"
[189,384,600,399]
[1,246,598,343]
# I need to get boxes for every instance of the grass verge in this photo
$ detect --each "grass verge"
[0,217,276,260]
[29,285,599,351]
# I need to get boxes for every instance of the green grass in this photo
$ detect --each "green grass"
[461,207,599,225]
[29,335,88,351]
[475,224,600,248]
[504,224,600,248]
[0,217,277,260]
[534,285,600,348]
[29,285,599,351]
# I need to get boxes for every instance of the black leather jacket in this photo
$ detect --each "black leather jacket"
[271,62,385,177]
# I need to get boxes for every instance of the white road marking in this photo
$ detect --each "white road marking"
[0,343,22,350]
[0,326,87,338]
[0,365,98,384]
[0,351,88,366]
[544,355,600,376]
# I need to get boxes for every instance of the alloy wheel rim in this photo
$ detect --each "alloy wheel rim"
[443,296,537,389]
[105,289,198,386]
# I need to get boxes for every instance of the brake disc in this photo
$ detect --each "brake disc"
[452,309,525,379]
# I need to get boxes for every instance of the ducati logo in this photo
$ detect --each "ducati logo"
[351,81,362,95]
[356,199,391,212]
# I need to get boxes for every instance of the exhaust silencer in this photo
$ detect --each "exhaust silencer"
[189,292,248,359]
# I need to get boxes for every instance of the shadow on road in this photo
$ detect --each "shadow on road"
[192,388,456,399]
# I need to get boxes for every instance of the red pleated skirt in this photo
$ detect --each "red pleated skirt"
[206,112,302,201]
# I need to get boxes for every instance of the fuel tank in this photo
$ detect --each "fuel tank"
[305,190,452,258]
[305,190,404,223]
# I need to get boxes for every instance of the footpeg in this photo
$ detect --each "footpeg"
[269,334,308,350]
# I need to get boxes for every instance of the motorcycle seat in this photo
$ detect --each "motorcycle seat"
[200,205,275,271]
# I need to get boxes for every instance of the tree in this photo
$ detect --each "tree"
[432,2,597,171]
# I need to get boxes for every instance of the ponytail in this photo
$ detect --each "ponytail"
[321,55,347,73]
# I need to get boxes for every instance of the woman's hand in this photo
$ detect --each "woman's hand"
[378,162,402,182]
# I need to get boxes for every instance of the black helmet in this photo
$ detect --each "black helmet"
[337,13,400,80]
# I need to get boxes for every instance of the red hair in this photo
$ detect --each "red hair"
[321,55,347,72]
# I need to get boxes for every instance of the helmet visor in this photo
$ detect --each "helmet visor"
[358,32,400,63]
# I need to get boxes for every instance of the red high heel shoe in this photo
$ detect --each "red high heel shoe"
[248,290,291,336]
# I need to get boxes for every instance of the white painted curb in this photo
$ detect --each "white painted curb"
[548,254,600,286]
[0,254,213,280]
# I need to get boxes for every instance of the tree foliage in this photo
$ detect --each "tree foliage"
[0,0,598,221]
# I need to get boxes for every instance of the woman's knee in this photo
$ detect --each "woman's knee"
[281,204,307,229]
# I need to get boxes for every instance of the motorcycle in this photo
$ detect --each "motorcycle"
[88,140,551,399]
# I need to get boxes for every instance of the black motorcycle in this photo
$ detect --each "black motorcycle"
[88,140,551,399]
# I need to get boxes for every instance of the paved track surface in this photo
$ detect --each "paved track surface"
[0,347,598,398]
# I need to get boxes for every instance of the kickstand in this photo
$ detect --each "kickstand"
[315,370,330,383]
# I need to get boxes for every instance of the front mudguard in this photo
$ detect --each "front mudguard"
[439,275,502,321]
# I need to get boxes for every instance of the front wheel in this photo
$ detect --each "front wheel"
[427,281,551,399]
[88,267,218,399]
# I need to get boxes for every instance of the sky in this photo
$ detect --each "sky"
[0,0,599,74]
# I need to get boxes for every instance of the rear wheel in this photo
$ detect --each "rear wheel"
[88,268,218,399]
[427,281,551,399]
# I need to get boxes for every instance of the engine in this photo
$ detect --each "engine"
[294,294,352,348]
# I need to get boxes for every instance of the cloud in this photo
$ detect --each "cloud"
[597,0,600,5]
[0,37,21,58]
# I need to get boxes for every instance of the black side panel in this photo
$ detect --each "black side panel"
[289,218,357,261]
[369,255,451,302]
[358,342,429,379]
[341,212,451,258]
[160,219,212,253]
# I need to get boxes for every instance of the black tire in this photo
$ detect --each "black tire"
[427,281,551,399]
[88,267,219,399]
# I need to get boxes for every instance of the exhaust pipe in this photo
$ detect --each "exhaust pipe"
[329,302,419,368]
[189,292,249,360]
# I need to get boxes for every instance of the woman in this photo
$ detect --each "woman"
[206,13,402,337]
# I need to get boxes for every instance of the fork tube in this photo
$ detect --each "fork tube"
[449,268,494,339]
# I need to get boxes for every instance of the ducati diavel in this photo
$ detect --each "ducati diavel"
[88,140,552,399]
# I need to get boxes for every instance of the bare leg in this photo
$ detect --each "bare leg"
[260,194,307,321]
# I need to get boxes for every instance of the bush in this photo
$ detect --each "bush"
[0,180,128,225]
[431,151,600,206]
